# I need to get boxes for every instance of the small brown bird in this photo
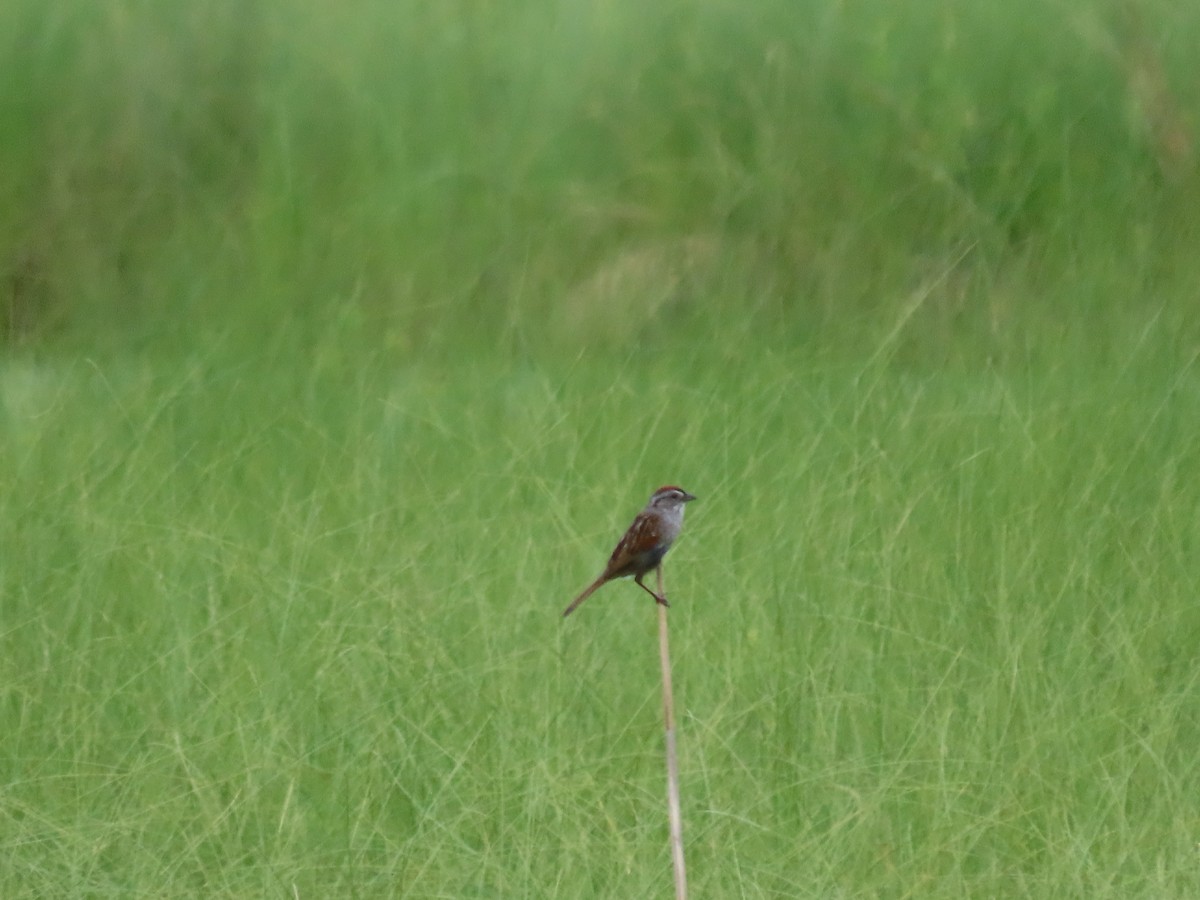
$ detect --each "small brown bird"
[562,486,697,617]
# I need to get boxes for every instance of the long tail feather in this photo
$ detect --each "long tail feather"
[562,576,606,617]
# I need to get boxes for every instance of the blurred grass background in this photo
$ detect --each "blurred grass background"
[4,0,1197,358]
[2,0,1200,896]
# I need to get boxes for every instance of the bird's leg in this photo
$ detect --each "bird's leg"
[635,570,669,607]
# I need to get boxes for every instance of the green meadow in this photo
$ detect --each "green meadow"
[3,1,1200,896]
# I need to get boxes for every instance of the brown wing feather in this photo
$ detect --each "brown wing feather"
[603,513,663,579]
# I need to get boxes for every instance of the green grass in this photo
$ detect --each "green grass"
[3,0,1200,896]
[4,343,1200,896]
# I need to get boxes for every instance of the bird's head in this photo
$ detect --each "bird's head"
[649,485,697,509]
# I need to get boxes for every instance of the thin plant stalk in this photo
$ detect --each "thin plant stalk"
[657,566,688,900]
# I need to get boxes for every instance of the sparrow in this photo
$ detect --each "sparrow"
[562,485,696,617]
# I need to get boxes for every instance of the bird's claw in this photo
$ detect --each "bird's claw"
[655,594,671,608]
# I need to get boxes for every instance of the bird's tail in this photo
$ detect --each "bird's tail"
[562,576,605,617]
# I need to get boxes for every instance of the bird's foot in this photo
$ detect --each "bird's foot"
[655,594,670,608]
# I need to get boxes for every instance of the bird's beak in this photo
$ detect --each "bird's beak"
[682,491,697,502]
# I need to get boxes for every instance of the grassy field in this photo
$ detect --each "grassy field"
[4,0,1200,897]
